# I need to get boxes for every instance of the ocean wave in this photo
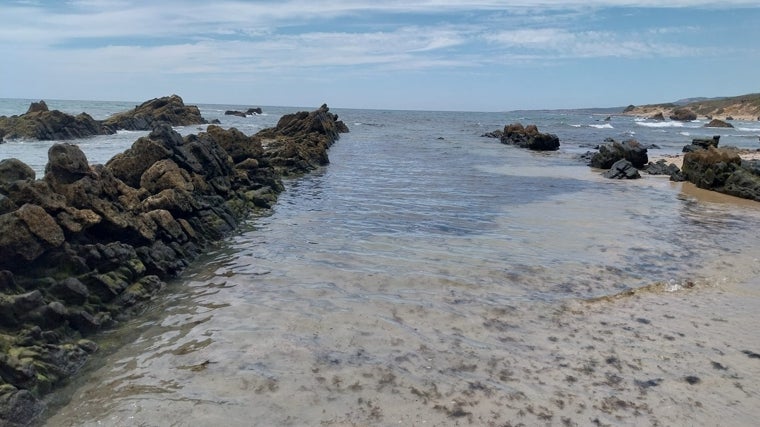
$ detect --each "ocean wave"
[589,123,613,129]
[738,127,760,132]
[679,132,691,136]
[636,121,684,128]
[569,124,582,128]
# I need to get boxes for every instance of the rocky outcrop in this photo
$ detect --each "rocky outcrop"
[101,95,207,131]
[588,138,648,169]
[0,105,346,425]
[669,108,697,121]
[650,112,665,121]
[602,159,640,179]
[644,159,684,181]
[0,102,114,141]
[704,119,733,128]
[682,135,720,153]
[224,108,263,117]
[495,123,560,151]
[681,147,760,201]
[258,104,349,175]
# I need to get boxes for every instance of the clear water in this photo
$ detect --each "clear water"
[2,100,760,425]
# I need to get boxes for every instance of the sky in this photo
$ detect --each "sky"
[1,1,759,111]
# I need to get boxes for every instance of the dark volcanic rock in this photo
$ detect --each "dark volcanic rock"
[0,104,346,423]
[683,135,720,153]
[498,123,560,151]
[644,159,684,181]
[102,95,207,131]
[704,119,733,128]
[602,159,641,179]
[0,101,114,141]
[681,147,760,201]
[589,139,648,169]
[669,108,697,121]
[224,110,247,118]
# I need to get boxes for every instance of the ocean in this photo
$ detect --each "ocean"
[3,99,760,426]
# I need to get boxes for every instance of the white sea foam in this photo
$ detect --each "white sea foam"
[738,127,760,132]
[570,124,582,128]
[679,132,691,136]
[636,121,684,128]
[589,123,613,129]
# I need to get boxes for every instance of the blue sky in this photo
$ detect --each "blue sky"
[1,1,759,111]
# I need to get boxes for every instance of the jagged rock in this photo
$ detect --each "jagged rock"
[589,139,648,169]
[247,107,263,115]
[682,135,720,153]
[644,159,685,181]
[650,112,665,121]
[682,149,760,201]
[704,119,733,128]
[669,108,697,121]
[27,101,49,114]
[499,123,560,151]
[0,204,65,266]
[102,95,207,131]
[0,102,113,141]
[0,104,347,422]
[602,159,641,179]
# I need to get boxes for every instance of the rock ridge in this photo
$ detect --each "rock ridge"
[0,103,347,425]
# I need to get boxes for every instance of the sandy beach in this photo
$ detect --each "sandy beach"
[649,148,760,170]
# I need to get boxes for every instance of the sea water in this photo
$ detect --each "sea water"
[2,99,760,426]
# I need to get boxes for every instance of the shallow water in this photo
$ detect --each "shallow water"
[3,99,760,425]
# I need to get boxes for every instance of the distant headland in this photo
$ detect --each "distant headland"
[622,93,760,121]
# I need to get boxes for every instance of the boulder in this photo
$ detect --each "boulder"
[224,110,247,118]
[0,204,65,266]
[669,108,697,121]
[589,139,648,169]
[704,119,733,128]
[102,95,207,131]
[602,159,641,179]
[247,107,263,115]
[44,143,91,185]
[0,159,36,189]
[499,123,560,151]
[682,147,742,190]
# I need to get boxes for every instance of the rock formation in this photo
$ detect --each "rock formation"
[0,105,347,425]
[704,119,733,128]
[681,147,760,201]
[669,108,697,121]
[682,136,720,153]
[101,94,207,131]
[602,159,640,179]
[495,123,560,151]
[0,95,209,142]
[0,101,114,141]
[588,138,648,169]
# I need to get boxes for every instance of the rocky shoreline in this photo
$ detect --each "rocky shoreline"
[0,101,347,425]
[0,95,206,142]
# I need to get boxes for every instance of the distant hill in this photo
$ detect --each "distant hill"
[622,93,760,121]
